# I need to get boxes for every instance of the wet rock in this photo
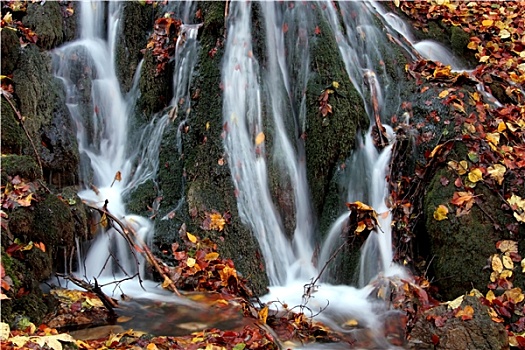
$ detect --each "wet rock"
[408,296,509,350]
[13,44,79,188]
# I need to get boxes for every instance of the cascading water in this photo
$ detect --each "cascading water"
[53,1,199,295]
[51,0,453,346]
[222,1,408,345]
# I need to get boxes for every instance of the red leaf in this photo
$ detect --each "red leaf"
[431,334,440,345]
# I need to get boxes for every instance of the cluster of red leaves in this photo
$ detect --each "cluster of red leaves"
[157,226,254,301]
[1,175,38,211]
[72,325,277,350]
[143,14,182,76]
[398,1,525,94]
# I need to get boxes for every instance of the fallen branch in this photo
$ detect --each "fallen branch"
[57,273,119,320]
[84,201,181,296]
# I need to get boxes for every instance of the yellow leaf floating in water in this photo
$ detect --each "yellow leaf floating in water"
[433,205,449,221]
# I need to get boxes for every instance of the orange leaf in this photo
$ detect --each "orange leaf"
[450,192,474,207]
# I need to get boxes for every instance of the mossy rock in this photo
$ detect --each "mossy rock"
[0,155,41,184]
[1,99,31,155]
[8,208,35,239]
[423,164,515,300]
[23,1,64,50]
[115,2,156,93]
[60,187,90,240]
[31,194,75,256]
[0,248,49,326]
[1,28,20,75]
[126,179,158,217]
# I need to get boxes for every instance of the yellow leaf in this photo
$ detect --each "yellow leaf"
[187,232,197,243]
[497,121,507,132]
[522,258,525,273]
[255,132,265,146]
[332,81,340,89]
[505,288,524,304]
[485,133,500,146]
[147,343,158,350]
[490,270,499,282]
[467,168,483,183]
[499,29,511,39]
[100,213,108,228]
[448,160,469,175]
[209,213,226,231]
[486,290,496,302]
[343,319,359,327]
[433,205,448,221]
[503,255,514,269]
[492,255,503,273]
[205,252,219,261]
[355,221,367,233]
[446,295,464,309]
[480,56,490,63]
[0,322,9,341]
[161,276,172,289]
[438,90,449,98]
[187,257,196,268]
[205,122,210,130]
[455,305,474,319]
[497,240,518,254]
[467,41,478,50]
[500,270,513,279]
[482,19,494,27]
[258,306,269,324]
[394,0,400,7]
[487,164,506,185]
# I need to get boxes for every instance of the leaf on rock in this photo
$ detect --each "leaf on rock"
[255,132,265,146]
[467,168,483,183]
[433,205,448,221]
[491,255,504,273]
[487,164,506,185]
[187,232,198,243]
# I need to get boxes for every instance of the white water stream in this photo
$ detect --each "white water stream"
[51,0,466,347]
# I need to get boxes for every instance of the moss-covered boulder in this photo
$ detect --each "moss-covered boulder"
[0,155,41,184]
[12,44,79,188]
[1,28,20,75]
[23,1,65,50]
[115,2,156,93]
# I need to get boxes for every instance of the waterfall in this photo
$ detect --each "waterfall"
[53,1,199,289]
[53,0,424,345]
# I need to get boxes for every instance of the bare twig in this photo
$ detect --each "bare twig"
[83,201,181,296]
[57,273,118,320]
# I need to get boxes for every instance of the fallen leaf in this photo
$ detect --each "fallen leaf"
[187,232,197,243]
[258,306,268,324]
[492,255,503,273]
[255,132,265,146]
[455,305,474,320]
[487,164,506,185]
[433,205,449,221]
[467,168,483,183]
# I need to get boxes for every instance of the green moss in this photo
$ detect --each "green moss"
[116,2,155,93]
[1,155,40,184]
[1,99,31,155]
[126,179,158,216]
[31,194,75,254]
[23,1,64,50]
[136,50,172,120]
[423,165,505,300]
[305,11,368,219]
[1,28,20,75]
